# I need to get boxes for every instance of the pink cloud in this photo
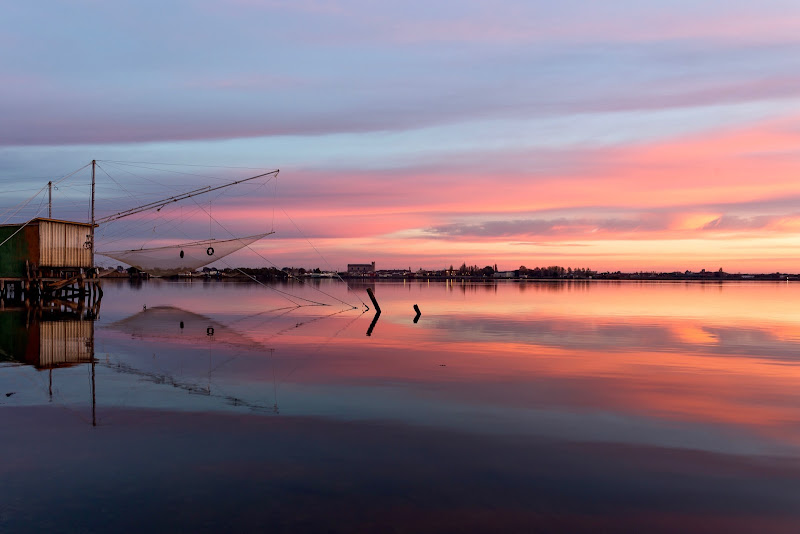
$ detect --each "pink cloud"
[87,113,800,273]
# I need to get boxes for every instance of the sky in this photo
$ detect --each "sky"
[2,0,800,272]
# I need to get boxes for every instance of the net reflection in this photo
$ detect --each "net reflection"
[102,305,284,414]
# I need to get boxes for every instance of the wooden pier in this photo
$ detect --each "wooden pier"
[0,271,102,311]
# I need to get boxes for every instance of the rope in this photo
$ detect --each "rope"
[0,220,32,250]
[53,162,92,186]
[136,207,322,309]
[100,160,278,171]
[99,160,187,194]
[0,192,49,249]
[0,162,91,228]
[94,162,140,206]
[277,307,368,386]
[217,256,329,307]
[1,186,52,194]
[280,207,368,308]
[97,204,208,248]
[190,198,358,309]
[0,183,47,224]
[98,160,259,183]
[224,304,304,327]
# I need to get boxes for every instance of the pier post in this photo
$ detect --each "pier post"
[366,288,381,314]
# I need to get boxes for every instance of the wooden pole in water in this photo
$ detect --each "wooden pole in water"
[91,160,95,270]
[366,287,380,313]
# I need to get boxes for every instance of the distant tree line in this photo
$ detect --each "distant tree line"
[444,263,596,278]
[517,266,595,278]
[227,266,289,280]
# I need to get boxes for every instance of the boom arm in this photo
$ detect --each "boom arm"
[94,170,279,224]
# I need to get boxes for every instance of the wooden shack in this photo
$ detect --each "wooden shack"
[0,217,94,279]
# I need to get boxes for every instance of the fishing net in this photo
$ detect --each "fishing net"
[97,233,270,276]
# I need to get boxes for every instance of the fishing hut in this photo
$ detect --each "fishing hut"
[2,160,279,304]
[0,217,101,305]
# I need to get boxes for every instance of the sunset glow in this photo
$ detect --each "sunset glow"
[2,1,800,271]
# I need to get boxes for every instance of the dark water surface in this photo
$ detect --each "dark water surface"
[2,279,800,533]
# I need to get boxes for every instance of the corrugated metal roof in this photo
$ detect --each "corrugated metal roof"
[0,217,95,228]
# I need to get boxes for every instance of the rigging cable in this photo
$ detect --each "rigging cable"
[98,160,187,195]
[216,256,328,307]
[100,160,278,171]
[0,162,89,223]
[0,183,48,224]
[281,207,368,308]
[94,162,142,207]
[0,189,50,250]
[123,201,319,308]
[98,160,257,183]
[277,307,368,387]
[198,202,358,309]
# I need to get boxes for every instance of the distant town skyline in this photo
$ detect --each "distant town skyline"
[3,1,800,273]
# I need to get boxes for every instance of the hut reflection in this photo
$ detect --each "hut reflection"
[0,305,95,369]
[0,303,98,425]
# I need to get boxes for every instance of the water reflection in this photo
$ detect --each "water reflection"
[103,305,282,413]
[366,310,381,336]
[0,307,95,369]
[0,303,98,426]
[2,281,800,532]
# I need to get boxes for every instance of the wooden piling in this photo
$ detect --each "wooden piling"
[366,288,381,314]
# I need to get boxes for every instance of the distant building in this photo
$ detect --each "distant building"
[347,262,375,275]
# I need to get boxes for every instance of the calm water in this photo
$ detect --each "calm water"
[2,279,800,533]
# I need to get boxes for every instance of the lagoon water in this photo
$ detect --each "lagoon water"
[2,279,800,532]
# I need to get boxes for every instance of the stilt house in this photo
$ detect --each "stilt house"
[0,217,94,279]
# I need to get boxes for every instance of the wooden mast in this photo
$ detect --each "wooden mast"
[91,160,95,268]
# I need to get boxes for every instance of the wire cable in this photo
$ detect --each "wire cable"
[184,193,358,309]
[280,207,367,308]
